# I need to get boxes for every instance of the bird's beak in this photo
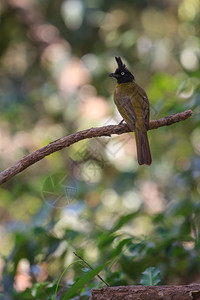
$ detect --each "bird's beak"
[109,73,119,78]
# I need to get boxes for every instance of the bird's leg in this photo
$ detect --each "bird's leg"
[118,119,124,125]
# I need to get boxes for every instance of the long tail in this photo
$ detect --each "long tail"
[135,127,152,165]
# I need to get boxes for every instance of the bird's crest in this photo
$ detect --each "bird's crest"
[115,56,126,69]
[109,56,135,83]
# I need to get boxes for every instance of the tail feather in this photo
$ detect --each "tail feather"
[135,128,152,165]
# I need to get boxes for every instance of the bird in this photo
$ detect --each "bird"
[109,56,152,165]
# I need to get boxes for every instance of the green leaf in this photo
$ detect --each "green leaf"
[97,232,117,248]
[62,263,108,300]
[113,212,137,231]
[140,267,161,286]
[55,260,82,297]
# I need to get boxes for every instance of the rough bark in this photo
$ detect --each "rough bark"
[0,110,192,185]
[91,284,200,300]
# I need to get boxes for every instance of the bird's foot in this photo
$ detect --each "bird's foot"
[118,119,125,125]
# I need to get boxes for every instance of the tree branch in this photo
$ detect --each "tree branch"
[0,110,192,185]
[91,284,200,300]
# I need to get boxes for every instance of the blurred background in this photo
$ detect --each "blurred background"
[0,0,200,298]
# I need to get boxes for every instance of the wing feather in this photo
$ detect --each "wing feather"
[114,83,150,131]
[114,96,136,131]
[136,85,150,130]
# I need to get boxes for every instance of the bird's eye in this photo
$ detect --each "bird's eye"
[121,72,125,75]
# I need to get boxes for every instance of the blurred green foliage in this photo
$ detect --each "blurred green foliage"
[0,0,200,299]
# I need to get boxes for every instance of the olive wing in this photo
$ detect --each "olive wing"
[114,96,136,131]
[136,85,150,130]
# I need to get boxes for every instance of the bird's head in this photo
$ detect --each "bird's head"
[109,56,135,84]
